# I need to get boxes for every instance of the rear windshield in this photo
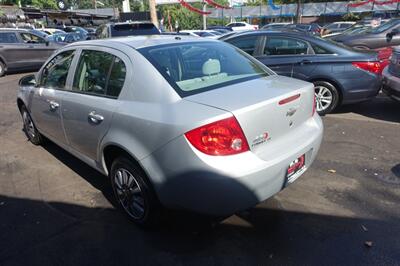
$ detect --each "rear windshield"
[111,23,160,37]
[139,42,272,97]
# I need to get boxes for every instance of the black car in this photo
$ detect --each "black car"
[96,22,160,38]
[0,29,62,77]
[284,23,321,35]
[331,19,400,49]
[224,31,383,114]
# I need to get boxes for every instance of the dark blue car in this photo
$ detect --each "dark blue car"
[223,31,383,115]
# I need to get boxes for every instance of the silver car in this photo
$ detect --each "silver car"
[17,36,323,226]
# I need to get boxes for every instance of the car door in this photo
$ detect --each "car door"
[18,32,55,68]
[61,48,128,160]
[0,32,22,69]
[30,49,76,144]
[255,35,315,79]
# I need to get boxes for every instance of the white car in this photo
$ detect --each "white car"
[226,22,259,31]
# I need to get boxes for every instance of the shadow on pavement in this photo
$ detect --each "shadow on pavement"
[333,95,400,124]
[0,194,399,265]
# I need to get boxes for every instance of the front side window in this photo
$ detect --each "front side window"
[0,32,18,43]
[41,50,75,89]
[139,42,270,97]
[19,33,45,43]
[227,36,259,55]
[264,37,309,55]
[73,50,126,97]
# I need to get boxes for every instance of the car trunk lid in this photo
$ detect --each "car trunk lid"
[184,75,315,157]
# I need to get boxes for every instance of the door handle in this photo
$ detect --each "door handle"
[49,101,59,111]
[299,59,312,65]
[88,111,104,124]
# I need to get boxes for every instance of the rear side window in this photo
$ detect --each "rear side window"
[0,32,18,43]
[311,43,333,54]
[264,37,309,55]
[110,23,159,37]
[227,36,259,55]
[41,50,75,89]
[73,50,126,97]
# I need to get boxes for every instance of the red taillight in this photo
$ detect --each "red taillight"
[185,116,250,156]
[279,93,300,105]
[312,93,316,116]
[352,61,382,75]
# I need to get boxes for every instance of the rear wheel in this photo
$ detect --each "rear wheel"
[0,61,5,77]
[110,157,161,227]
[313,81,340,115]
[20,106,43,145]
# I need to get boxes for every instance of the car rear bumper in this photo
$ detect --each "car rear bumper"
[140,115,323,216]
[340,74,382,104]
[382,66,400,101]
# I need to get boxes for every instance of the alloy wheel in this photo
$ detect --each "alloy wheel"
[314,85,333,112]
[114,168,147,220]
[22,111,36,139]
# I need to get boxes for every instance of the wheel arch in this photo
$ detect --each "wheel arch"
[308,77,344,104]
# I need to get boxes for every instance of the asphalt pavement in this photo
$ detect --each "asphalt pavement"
[0,73,399,266]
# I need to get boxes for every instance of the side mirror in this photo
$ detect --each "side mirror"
[19,74,37,87]
[45,40,50,46]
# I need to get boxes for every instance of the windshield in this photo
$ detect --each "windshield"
[139,42,272,97]
[366,19,400,33]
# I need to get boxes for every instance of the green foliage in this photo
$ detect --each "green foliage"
[342,12,360,21]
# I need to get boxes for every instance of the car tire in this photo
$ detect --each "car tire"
[20,106,44,145]
[110,156,161,227]
[0,61,5,77]
[313,81,340,115]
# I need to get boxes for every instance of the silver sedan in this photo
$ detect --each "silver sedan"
[17,36,323,226]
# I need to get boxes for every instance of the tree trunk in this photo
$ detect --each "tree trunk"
[149,0,159,28]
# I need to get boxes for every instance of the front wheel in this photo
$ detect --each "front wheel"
[110,157,161,227]
[20,106,44,145]
[0,61,5,77]
[313,81,340,115]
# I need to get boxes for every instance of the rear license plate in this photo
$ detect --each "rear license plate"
[286,154,305,184]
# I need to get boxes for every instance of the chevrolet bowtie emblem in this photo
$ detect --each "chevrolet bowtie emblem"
[286,108,297,117]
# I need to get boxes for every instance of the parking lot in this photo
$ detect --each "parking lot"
[0,73,399,265]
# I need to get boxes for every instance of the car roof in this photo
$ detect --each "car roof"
[0,28,29,32]
[67,35,216,49]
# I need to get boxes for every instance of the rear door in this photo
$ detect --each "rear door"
[18,32,55,67]
[256,35,316,79]
[61,48,128,160]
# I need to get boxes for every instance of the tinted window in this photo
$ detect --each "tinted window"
[41,50,75,89]
[326,24,339,30]
[227,36,259,55]
[0,32,18,43]
[139,42,270,97]
[264,37,309,55]
[20,33,46,43]
[368,19,400,33]
[339,24,352,29]
[73,50,126,97]
[110,23,159,37]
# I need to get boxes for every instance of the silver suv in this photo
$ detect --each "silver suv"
[17,36,323,226]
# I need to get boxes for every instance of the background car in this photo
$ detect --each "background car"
[261,22,291,30]
[96,22,160,38]
[321,21,356,35]
[40,28,66,35]
[47,32,87,43]
[331,19,400,49]
[382,47,400,101]
[224,31,383,115]
[323,23,371,39]
[286,23,321,35]
[0,28,62,77]
[179,30,219,38]
[226,21,259,31]
[206,25,232,33]
[17,36,322,226]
